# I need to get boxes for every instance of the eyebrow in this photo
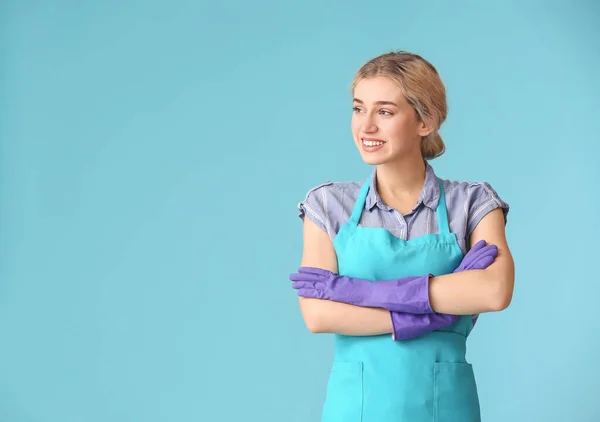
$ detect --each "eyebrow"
[353,98,398,107]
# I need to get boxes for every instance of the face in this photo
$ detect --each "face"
[351,76,432,165]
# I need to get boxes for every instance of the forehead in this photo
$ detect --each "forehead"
[353,76,404,101]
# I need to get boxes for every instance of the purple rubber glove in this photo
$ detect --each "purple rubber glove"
[453,239,497,273]
[291,270,433,314]
[391,239,498,340]
[391,312,458,340]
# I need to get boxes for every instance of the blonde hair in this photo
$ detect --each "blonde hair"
[351,51,447,160]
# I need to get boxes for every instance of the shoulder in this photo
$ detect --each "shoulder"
[442,178,508,206]
[299,180,362,203]
[297,179,363,240]
[440,177,510,235]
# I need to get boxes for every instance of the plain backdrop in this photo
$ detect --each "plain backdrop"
[1,1,599,421]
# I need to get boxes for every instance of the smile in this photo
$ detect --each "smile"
[361,138,386,152]
[362,139,385,146]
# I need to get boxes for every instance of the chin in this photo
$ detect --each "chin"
[359,154,387,166]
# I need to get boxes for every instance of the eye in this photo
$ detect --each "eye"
[352,106,363,113]
[379,109,392,116]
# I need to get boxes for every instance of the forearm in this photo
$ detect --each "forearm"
[298,297,459,340]
[428,268,512,315]
[298,297,393,336]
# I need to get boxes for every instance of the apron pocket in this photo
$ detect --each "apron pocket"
[433,362,481,422]
[321,361,363,422]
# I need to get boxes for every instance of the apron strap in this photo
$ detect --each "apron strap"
[348,177,370,226]
[435,178,450,234]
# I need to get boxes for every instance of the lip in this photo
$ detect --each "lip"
[361,137,386,153]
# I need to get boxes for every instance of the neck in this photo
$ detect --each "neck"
[375,156,427,202]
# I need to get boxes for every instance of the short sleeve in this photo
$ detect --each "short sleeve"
[297,181,333,236]
[466,182,510,236]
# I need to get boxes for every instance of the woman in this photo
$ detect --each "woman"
[289,51,514,422]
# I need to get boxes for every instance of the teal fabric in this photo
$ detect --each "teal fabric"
[324,176,480,422]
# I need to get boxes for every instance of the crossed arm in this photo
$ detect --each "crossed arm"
[297,208,515,335]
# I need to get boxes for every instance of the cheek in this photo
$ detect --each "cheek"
[385,115,415,138]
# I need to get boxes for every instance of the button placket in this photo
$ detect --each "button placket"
[393,210,407,240]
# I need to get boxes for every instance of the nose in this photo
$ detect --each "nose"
[362,115,377,133]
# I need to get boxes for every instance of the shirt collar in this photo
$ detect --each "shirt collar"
[365,161,441,212]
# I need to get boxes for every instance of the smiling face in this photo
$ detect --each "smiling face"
[351,76,433,165]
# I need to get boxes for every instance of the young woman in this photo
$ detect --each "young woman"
[290,51,514,422]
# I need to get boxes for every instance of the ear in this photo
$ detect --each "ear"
[417,118,434,138]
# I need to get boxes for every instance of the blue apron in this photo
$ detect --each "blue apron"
[323,176,481,422]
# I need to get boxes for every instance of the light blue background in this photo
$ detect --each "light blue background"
[1,1,599,421]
